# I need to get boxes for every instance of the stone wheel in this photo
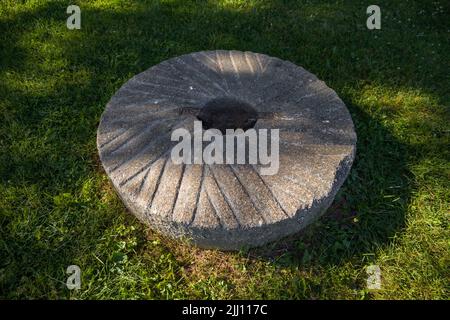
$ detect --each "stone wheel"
[97,50,356,250]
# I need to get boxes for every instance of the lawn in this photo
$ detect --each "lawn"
[0,0,449,299]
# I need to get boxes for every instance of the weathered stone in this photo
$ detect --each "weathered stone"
[97,50,357,250]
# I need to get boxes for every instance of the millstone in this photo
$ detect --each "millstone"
[97,50,356,250]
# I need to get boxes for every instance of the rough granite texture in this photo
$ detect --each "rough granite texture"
[97,50,357,250]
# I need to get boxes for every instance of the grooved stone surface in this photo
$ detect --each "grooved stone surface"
[97,50,357,250]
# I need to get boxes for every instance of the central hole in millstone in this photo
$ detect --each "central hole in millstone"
[196,97,258,134]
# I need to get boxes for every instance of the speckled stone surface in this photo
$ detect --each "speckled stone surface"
[97,50,357,250]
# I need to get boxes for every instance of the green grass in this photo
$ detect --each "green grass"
[0,0,449,299]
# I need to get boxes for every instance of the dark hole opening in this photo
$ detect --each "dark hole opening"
[196,97,258,134]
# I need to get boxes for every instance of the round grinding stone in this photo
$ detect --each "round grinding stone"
[97,50,357,250]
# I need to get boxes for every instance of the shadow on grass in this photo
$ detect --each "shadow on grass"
[1,0,448,297]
